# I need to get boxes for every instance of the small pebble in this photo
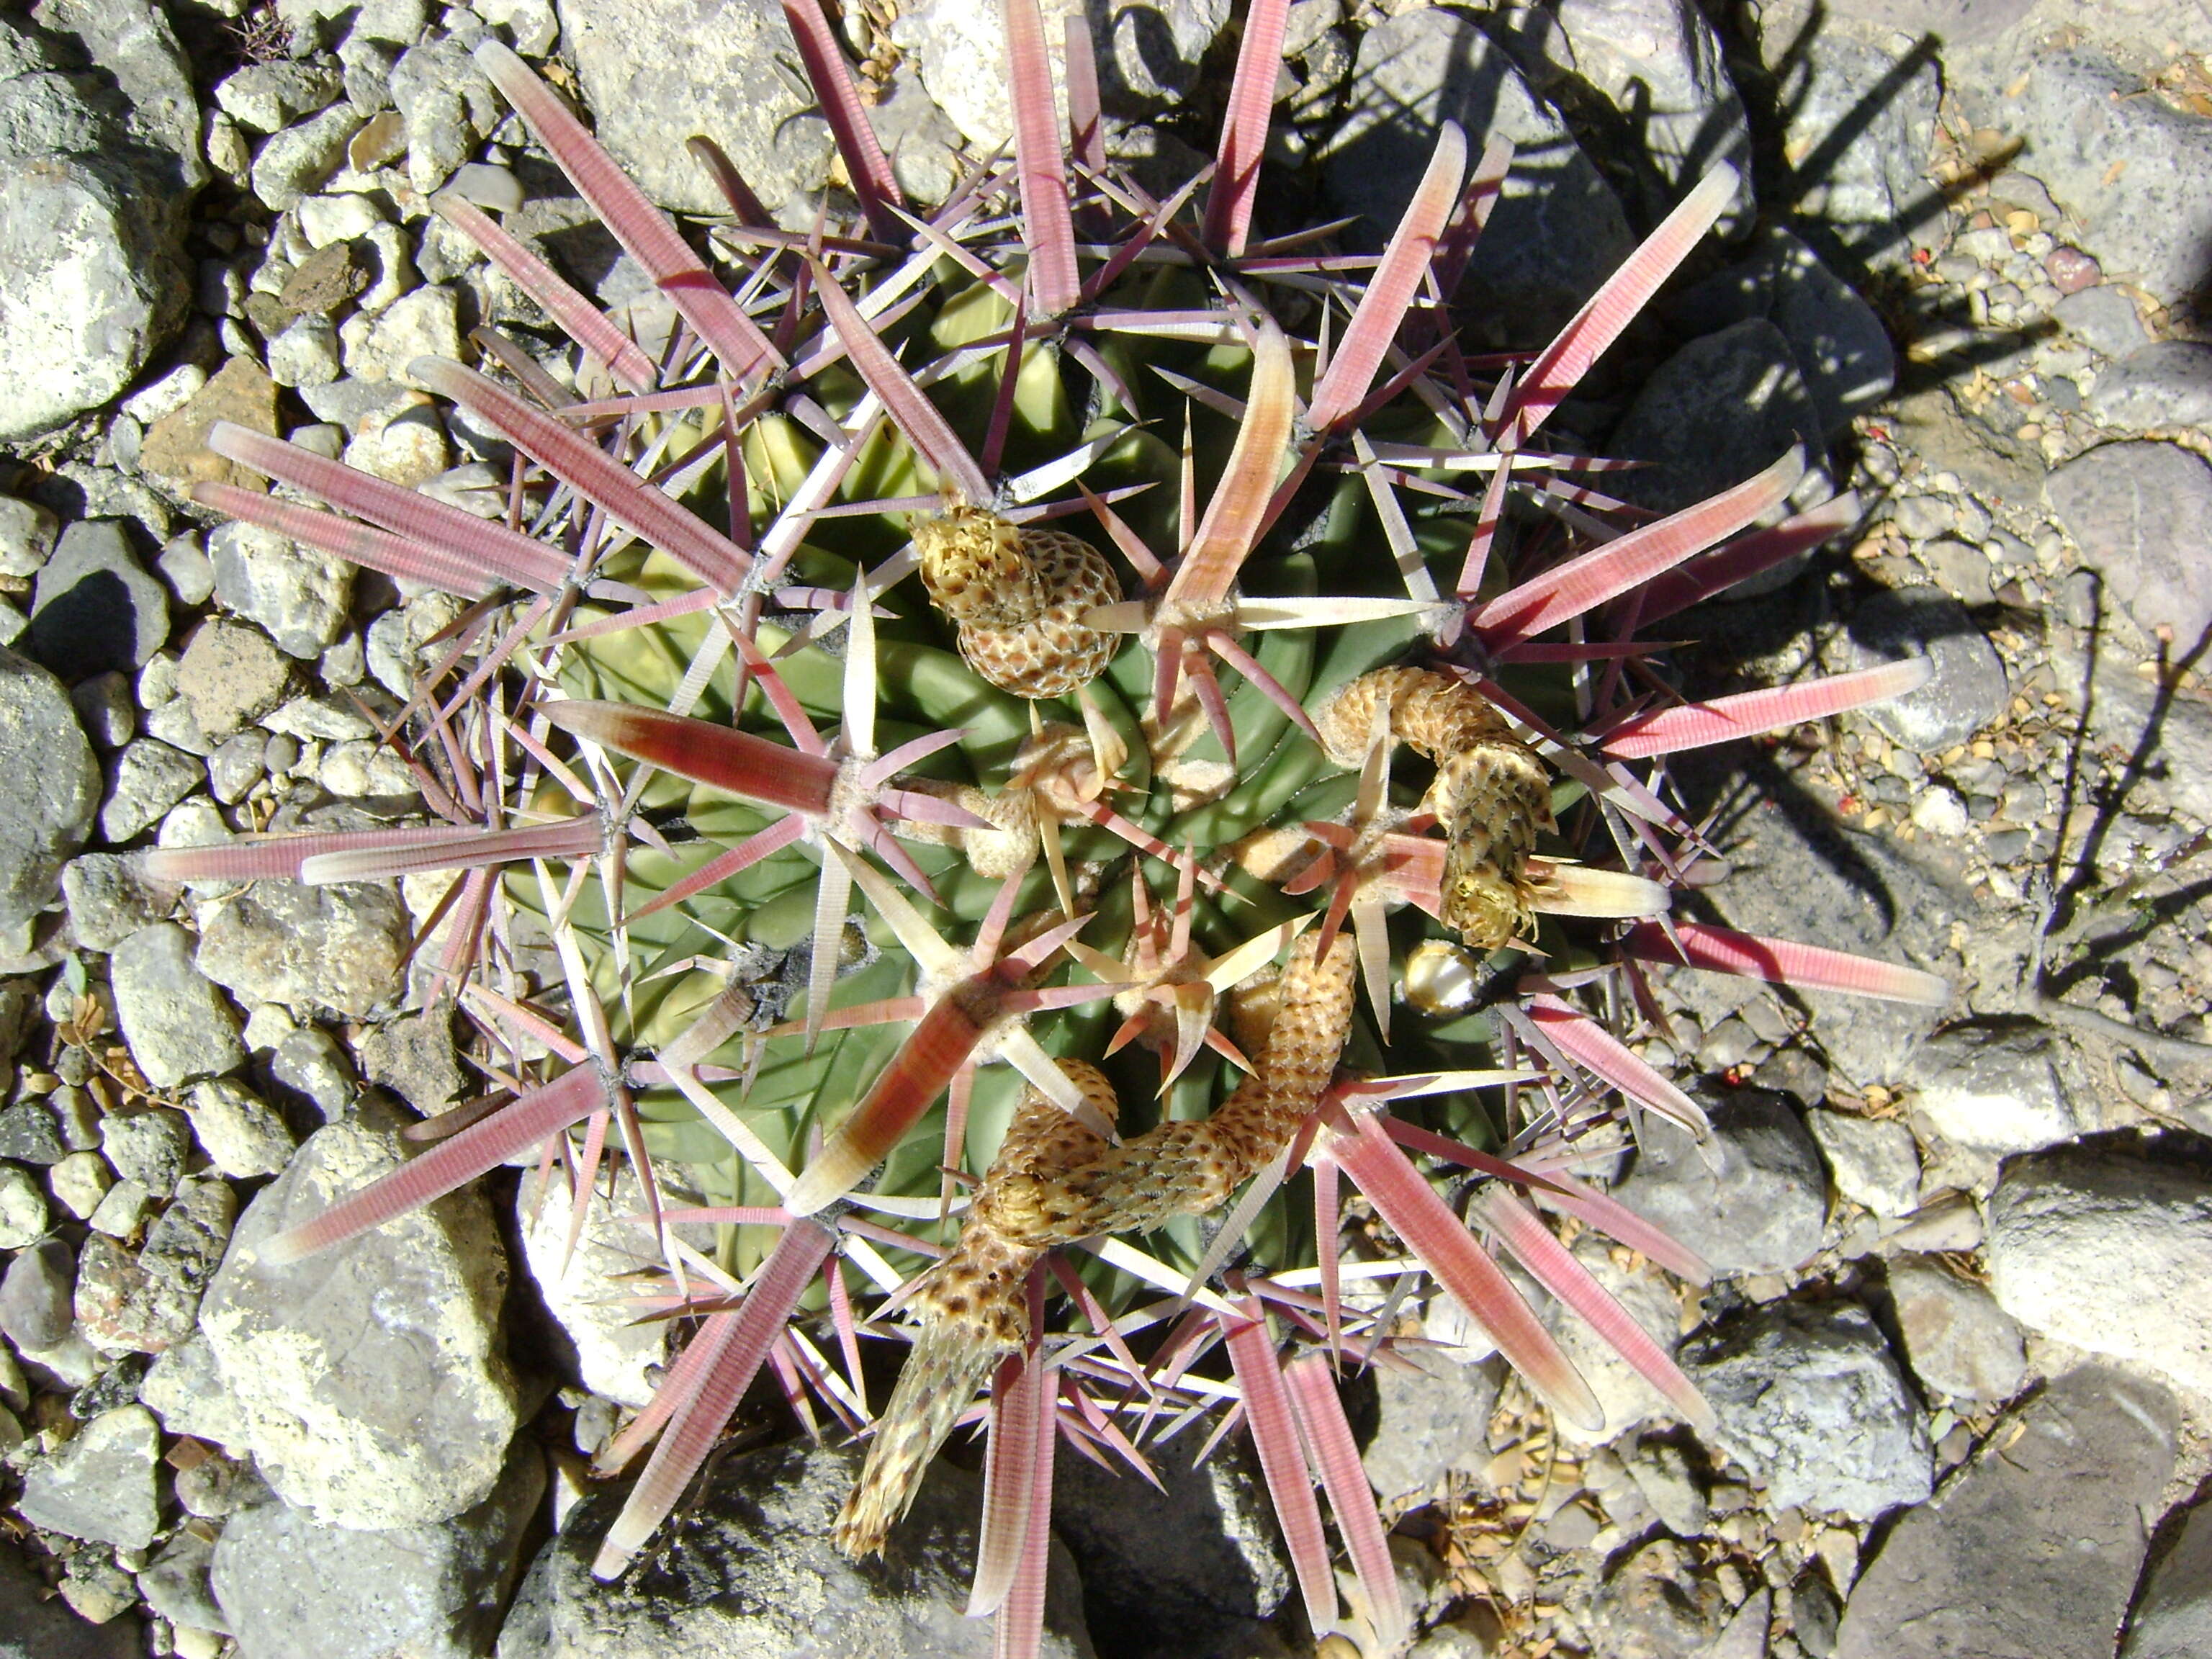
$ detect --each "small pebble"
[0,1235,74,1349]
[49,1149,113,1220]
[50,1088,102,1151]
[297,192,384,248]
[0,1102,66,1166]
[1910,786,1969,837]
[207,731,269,804]
[445,161,523,212]
[70,673,136,749]
[156,536,215,608]
[2044,246,2100,293]
[121,364,208,426]
[86,1178,151,1239]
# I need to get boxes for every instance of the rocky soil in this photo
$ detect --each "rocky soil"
[0,0,2208,1656]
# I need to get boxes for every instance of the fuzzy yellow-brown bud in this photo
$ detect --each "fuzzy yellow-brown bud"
[914,504,1044,627]
[1315,667,1555,951]
[914,508,1122,698]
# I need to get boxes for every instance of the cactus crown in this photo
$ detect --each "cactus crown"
[156,9,1948,1655]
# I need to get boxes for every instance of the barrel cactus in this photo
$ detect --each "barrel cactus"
[150,7,1946,1655]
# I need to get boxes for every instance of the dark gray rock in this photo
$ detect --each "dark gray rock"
[497,1439,1093,1659]
[1773,25,1940,269]
[0,152,186,441]
[1886,1254,2026,1403]
[109,922,244,1089]
[76,1231,192,1356]
[1986,1148,2212,1398]
[2047,441,2212,650]
[1970,50,2212,307]
[863,64,964,204]
[269,1025,356,1123]
[137,1528,224,1635]
[207,520,353,661]
[99,736,200,843]
[2089,341,2212,431]
[1766,230,1895,441]
[1326,4,1634,345]
[0,1539,140,1659]
[2126,1495,2212,1659]
[1795,1573,1843,1658]
[557,1,833,218]
[138,1329,246,1449]
[1905,1020,2091,1155]
[1609,318,1830,521]
[0,1234,75,1349]
[35,0,204,188]
[1837,1366,2177,1659]
[0,1162,45,1249]
[208,730,269,804]
[248,102,361,211]
[76,1174,233,1355]
[194,1118,521,1528]
[1806,1107,1920,1217]
[1626,1439,1707,1537]
[0,66,116,161]
[896,0,1227,150]
[194,877,408,1017]
[1701,1588,1773,1659]
[2054,284,2149,359]
[70,1351,149,1420]
[0,1100,66,1164]
[42,1550,135,1644]
[67,671,132,750]
[0,493,57,578]
[1588,1537,1728,1659]
[356,1010,464,1115]
[0,979,33,1066]
[1503,0,1754,230]
[0,646,99,932]
[1362,1349,1503,1504]
[1840,585,2008,753]
[1053,1437,1288,1659]
[214,1445,543,1659]
[1612,1087,1827,1276]
[1680,1300,1930,1519]
[181,1079,295,1179]
[0,10,60,76]
[100,1107,189,1193]
[49,1089,100,1155]
[1803,0,2032,45]
[172,1444,266,1521]
[27,520,167,680]
[174,619,290,739]
[387,32,500,195]
[45,462,174,548]
[214,60,343,135]
[297,374,423,436]
[60,852,179,951]
[2051,638,2212,825]
[17,1403,162,1550]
